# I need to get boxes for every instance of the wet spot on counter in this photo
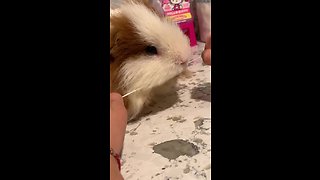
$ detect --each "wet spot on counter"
[191,82,211,102]
[153,139,199,160]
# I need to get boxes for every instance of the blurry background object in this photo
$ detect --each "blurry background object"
[193,0,211,42]
[110,0,211,43]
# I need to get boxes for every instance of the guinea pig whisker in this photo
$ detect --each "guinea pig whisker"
[122,87,143,98]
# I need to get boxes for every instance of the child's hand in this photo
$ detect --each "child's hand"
[110,93,127,155]
[110,93,127,179]
[202,35,211,65]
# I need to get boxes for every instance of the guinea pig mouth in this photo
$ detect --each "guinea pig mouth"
[175,60,187,66]
[180,61,188,68]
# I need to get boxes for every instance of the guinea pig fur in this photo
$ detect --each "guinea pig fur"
[110,0,192,121]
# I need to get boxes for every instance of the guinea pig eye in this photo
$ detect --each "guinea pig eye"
[145,46,158,55]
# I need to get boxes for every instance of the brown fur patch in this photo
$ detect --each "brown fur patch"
[110,0,165,111]
[110,14,148,64]
[110,12,149,93]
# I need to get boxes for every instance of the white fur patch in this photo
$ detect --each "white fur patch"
[118,57,184,92]
[127,92,149,120]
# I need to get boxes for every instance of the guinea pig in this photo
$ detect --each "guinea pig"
[110,0,192,121]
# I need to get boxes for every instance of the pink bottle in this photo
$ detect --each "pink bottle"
[161,0,197,51]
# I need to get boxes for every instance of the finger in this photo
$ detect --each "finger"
[205,36,211,49]
[110,93,125,109]
[110,92,123,104]
[202,49,211,65]
[110,93,127,121]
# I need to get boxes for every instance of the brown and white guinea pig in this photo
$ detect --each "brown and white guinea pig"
[110,0,192,121]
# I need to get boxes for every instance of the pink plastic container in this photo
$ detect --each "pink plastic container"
[161,0,197,49]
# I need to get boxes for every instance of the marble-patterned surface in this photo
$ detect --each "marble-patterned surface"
[121,42,211,180]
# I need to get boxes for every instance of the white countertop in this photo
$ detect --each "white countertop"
[121,42,211,180]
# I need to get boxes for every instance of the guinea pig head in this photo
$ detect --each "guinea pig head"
[110,0,192,92]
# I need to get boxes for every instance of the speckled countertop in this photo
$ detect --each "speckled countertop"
[121,42,211,180]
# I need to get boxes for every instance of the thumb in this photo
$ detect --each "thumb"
[110,93,125,108]
[110,92,128,123]
[202,49,211,65]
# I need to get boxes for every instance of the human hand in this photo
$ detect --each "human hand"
[110,93,128,155]
[110,93,127,179]
[202,35,211,65]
